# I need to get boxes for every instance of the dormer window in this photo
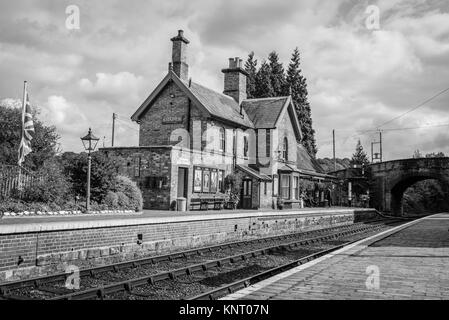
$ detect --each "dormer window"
[282,137,288,161]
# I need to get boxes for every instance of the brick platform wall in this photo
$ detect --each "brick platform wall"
[0,209,380,283]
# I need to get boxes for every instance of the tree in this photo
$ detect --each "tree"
[244,52,258,99]
[425,152,445,158]
[267,51,285,97]
[285,48,317,157]
[60,151,124,203]
[254,61,274,98]
[413,149,422,158]
[350,140,370,166]
[0,99,60,171]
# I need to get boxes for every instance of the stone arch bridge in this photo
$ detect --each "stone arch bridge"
[368,157,449,215]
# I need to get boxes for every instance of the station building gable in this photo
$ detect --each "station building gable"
[101,30,336,211]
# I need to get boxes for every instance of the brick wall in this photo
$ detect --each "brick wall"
[0,210,379,283]
[102,147,173,209]
[139,81,190,146]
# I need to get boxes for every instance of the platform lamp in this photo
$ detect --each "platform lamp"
[81,128,100,213]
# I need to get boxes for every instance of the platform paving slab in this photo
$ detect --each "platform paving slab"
[223,213,449,300]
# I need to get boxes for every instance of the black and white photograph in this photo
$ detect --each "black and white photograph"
[0,0,448,315]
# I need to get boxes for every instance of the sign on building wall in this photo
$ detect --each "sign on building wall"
[210,169,218,193]
[162,115,184,124]
[203,168,210,192]
[194,167,202,192]
[193,166,225,193]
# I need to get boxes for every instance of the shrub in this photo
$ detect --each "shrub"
[114,175,143,211]
[22,158,71,205]
[103,191,119,209]
[224,174,242,206]
[61,151,124,204]
[0,200,26,213]
[116,191,129,209]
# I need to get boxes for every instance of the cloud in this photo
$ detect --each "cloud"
[40,95,87,134]
[79,72,146,105]
[0,0,448,159]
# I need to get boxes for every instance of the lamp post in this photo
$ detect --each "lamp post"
[80,128,100,213]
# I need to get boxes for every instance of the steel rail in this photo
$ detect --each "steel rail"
[0,221,381,293]
[188,218,415,300]
[46,223,386,300]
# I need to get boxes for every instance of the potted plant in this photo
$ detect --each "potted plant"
[277,197,284,210]
[224,174,242,210]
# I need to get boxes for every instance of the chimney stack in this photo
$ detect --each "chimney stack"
[170,30,189,80]
[222,57,248,104]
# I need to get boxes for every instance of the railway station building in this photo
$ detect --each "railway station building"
[101,30,338,210]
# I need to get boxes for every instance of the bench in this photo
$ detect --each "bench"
[190,195,227,211]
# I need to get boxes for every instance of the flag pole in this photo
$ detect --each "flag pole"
[18,81,27,191]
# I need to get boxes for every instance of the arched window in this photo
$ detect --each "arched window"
[282,137,288,161]
[219,127,226,153]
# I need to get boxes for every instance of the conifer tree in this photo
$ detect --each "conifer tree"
[267,51,285,97]
[254,61,274,98]
[244,52,258,99]
[285,47,317,157]
[350,140,370,166]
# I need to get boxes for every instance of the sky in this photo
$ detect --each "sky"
[0,0,448,160]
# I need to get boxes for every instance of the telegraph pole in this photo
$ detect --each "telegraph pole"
[112,113,117,147]
[332,129,336,172]
[379,130,383,162]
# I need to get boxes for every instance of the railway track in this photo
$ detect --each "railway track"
[0,218,404,300]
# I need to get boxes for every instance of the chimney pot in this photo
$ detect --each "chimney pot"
[222,57,248,104]
[171,30,189,80]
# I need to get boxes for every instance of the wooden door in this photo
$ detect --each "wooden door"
[241,179,252,209]
[177,168,188,198]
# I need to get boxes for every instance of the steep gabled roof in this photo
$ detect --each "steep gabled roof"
[241,97,288,128]
[131,71,253,128]
[296,143,326,174]
[242,96,303,141]
[183,80,254,128]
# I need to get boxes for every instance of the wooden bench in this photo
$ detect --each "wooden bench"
[190,195,226,211]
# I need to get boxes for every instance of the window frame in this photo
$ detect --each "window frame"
[219,127,226,153]
[266,130,271,158]
[282,137,288,161]
[293,176,299,200]
[280,174,291,200]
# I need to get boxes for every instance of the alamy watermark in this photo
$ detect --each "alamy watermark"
[64,264,80,290]
[65,5,80,30]
[365,5,380,30]
[365,265,380,290]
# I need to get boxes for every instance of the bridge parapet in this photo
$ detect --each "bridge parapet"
[367,157,449,215]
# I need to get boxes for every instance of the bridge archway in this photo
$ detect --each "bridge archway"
[390,174,449,215]
[368,157,449,216]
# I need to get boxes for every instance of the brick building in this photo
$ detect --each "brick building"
[101,30,337,210]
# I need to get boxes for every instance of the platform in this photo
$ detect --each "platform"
[224,213,449,300]
[0,207,378,283]
[0,207,373,234]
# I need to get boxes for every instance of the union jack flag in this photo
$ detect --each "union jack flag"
[18,85,34,166]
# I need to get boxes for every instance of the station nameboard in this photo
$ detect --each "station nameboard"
[162,115,184,124]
